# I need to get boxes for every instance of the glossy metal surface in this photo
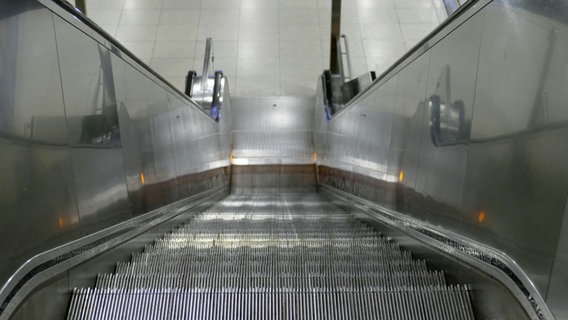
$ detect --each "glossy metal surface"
[322,185,533,320]
[315,0,568,318]
[7,189,228,320]
[0,0,231,313]
[67,191,475,320]
[547,201,568,320]
[231,97,315,165]
[0,2,78,289]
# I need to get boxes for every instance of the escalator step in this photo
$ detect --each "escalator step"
[67,193,474,320]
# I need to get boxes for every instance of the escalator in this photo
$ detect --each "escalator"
[66,192,475,319]
[1,0,567,319]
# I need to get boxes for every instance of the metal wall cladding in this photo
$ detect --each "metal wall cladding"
[0,0,230,292]
[315,1,568,317]
[231,97,315,165]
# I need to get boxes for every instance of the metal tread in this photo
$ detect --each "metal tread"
[67,192,475,320]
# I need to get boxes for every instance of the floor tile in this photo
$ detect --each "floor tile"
[236,76,281,96]
[86,0,445,96]
[281,76,319,96]
[348,56,370,76]
[197,22,240,41]
[195,40,239,59]
[280,24,320,40]
[395,0,434,8]
[124,0,163,10]
[153,41,197,58]
[120,10,161,25]
[358,7,399,24]
[339,8,360,24]
[280,40,323,59]
[122,41,155,59]
[357,0,395,8]
[237,57,280,78]
[279,9,320,25]
[87,0,126,10]
[238,40,280,59]
[159,10,200,26]
[339,23,364,41]
[240,8,280,24]
[201,0,241,8]
[116,24,158,42]
[397,8,440,24]
[278,0,318,9]
[199,9,240,25]
[361,23,404,40]
[163,0,202,9]
[86,9,122,26]
[240,23,280,41]
[241,0,279,8]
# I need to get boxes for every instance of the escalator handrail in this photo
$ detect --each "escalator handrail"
[41,0,219,123]
[327,0,490,121]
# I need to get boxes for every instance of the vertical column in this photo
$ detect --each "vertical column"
[329,0,341,74]
[75,0,86,14]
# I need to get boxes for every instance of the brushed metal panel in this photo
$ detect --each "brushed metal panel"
[389,53,430,219]
[0,142,78,287]
[54,16,131,222]
[231,97,315,165]
[0,0,232,313]
[316,0,568,315]
[111,55,155,212]
[460,1,568,295]
[0,5,79,286]
[0,7,67,144]
[470,3,554,140]
[461,133,568,294]
[547,199,568,320]
[412,12,484,229]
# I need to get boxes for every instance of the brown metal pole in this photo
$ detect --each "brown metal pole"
[329,0,341,74]
[75,0,86,14]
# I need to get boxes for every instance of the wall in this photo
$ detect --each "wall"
[315,1,568,318]
[0,0,231,293]
[230,97,317,193]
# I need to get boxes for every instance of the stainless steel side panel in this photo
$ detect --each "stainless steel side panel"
[315,0,568,317]
[460,1,568,296]
[0,4,79,285]
[0,0,231,307]
[53,16,131,223]
[547,200,568,319]
[231,97,315,165]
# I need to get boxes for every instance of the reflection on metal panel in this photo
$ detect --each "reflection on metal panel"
[54,16,130,223]
[316,0,568,317]
[231,97,315,165]
[0,4,79,288]
[0,0,231,307]
[547,200,568,320]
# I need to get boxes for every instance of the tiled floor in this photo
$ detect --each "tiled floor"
[82,0,446,96]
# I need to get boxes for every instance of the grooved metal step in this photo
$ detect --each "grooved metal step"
[67,192,475,320]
